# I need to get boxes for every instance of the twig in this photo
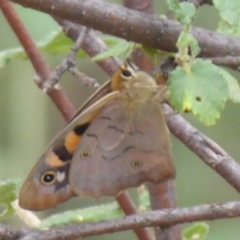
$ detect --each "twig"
[42,27,99,93]
[1,201,240,240]
[54,18,120,75]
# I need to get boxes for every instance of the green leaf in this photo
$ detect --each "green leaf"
[219,68,240,103]
[38,30,86,57]
[101,35,124,47]
[169,59,228,125]
[0,179,20,221]
[0,48,28,67]
[166,0,196,25]
[213,0,240,37]
[183,222,209,240]
[0,30,87,67]
[39,30,72,54]
[40,202,122,228]
[92,38,134,61]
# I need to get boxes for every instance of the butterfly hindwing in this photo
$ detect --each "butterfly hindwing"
[70,98,175,198]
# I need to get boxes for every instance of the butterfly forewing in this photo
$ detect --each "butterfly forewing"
[18,88,118,210]
[18,151,75,210]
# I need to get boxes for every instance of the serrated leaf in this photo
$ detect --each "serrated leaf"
[169,59,228,125]
[219,68,240,103]
[92,39,134,61]
[183,222,209,240]
[40,202,122,228]
[0,179,20,221]
[213,0,240,37]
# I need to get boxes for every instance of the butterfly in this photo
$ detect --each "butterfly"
[19,62,176,211]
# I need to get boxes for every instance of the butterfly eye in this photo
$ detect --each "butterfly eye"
[121,69,132,79]
[80,149,91,159]
[131,160,143,168]
[40,171,56,185]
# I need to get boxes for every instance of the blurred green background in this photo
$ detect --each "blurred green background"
[1,0,240,239]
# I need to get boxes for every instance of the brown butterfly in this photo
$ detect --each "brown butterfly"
[19,62,176,211]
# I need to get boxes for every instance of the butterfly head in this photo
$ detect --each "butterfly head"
[111,62,157,92]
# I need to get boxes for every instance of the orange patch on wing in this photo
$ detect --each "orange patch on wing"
[111,68,124,91]
[47,152,67,167]
[64,131,81,153]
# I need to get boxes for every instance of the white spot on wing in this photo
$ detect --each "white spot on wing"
[56,171,65,182]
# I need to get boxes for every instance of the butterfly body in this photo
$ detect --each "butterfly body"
[19,63,175,210]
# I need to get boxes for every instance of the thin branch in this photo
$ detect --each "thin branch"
[54,17,120,75]
[147,181,181,240]
[10,0,240,64]
[1,201,240,240]
[116,192,153,240]
[42,27,99,93]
